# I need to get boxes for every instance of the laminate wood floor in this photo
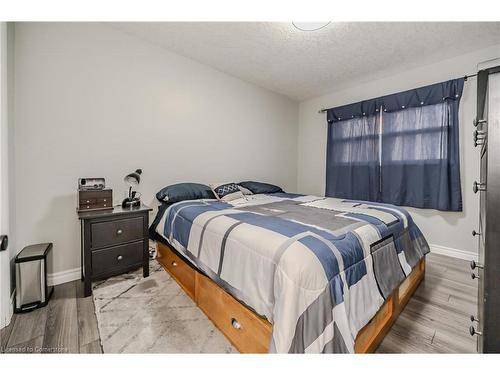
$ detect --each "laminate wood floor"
[0,281,102,353]
[0,253,478,354]
[376,253,478,353]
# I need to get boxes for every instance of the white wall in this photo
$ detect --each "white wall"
[13,23,298,277]
[297,44,500,258]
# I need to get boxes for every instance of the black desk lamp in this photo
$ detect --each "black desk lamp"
[122,169,142,208]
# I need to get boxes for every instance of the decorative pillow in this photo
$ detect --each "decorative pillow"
[210,182,245,202]
[238,181,284,194]
[156,183,215,203]
[238,185,253,195]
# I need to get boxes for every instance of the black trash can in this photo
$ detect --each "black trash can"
[15,243,54,313]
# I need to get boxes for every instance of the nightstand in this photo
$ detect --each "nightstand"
[78,204,152,297]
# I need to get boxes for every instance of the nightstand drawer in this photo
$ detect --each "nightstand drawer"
[80,201,112,211]
[78,189,113,212]
[80,198,97,205]
[91,241,143,277]
[79,189,112,200]
[80,197,111,206]
[91,216,143,248]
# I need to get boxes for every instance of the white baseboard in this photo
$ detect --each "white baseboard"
[429,244,478,262]
[47,267,81,286]
[1,290,15,329]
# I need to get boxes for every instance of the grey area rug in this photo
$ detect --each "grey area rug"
[92,260,236,353]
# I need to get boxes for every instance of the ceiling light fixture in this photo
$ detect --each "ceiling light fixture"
[292,22,331,31]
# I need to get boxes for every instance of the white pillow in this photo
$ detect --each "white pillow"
[238,185,253,195]
[210,182,245,202]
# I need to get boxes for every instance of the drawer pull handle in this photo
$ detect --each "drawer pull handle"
[470,315,479,323]
[470,260,484,270]
[473,181,486,193]
[474,140,485,147]
[171,261,177,267]
[473,118,487,127]
[103,199,107,202]
[231,318,242,330]
[471,272,480,280]
[117,229,123,235]
[117,255,123,261]
[473,130,487,147]
[469,326,482,336]
[472,230,481,237]
[86,200,90,203]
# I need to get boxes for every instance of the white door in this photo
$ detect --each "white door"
[0,22,12,329]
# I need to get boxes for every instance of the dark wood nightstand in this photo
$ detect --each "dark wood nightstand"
[78,204,152,297]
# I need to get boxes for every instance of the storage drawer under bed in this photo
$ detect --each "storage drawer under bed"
[156,244,196,300]
[196,272,272,353]
[155,241,425,353]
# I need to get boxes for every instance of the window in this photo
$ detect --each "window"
[326,114,380,202]
[325,78,463,211]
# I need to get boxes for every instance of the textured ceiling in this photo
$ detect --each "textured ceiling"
[111,22,500,101]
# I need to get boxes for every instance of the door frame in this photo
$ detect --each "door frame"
[0,21,13,330]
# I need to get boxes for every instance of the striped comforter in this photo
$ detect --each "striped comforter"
[154,193,429,353]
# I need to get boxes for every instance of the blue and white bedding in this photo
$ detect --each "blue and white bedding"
[154,193,430,353]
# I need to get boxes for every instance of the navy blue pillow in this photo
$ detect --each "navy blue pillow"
[238,181,284,194]
[156,183,215,203]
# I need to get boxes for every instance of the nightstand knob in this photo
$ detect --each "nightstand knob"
[86,200,90,203]
[116,229,123,235]
[117,255,123,261]
[171,261,177,267]
[103,199,107,202]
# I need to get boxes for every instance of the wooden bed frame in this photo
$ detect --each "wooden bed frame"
[156,241,425,353]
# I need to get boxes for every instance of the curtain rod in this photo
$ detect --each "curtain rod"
[317,74,478,114]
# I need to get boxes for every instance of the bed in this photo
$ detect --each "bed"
[151,192,429,353]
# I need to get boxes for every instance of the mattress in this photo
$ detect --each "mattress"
[153,192,430,353]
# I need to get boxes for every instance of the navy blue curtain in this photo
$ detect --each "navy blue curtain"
[325,78,464,211]
[326,114,380,201]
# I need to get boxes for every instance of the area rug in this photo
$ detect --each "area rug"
[92,260,236,353]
